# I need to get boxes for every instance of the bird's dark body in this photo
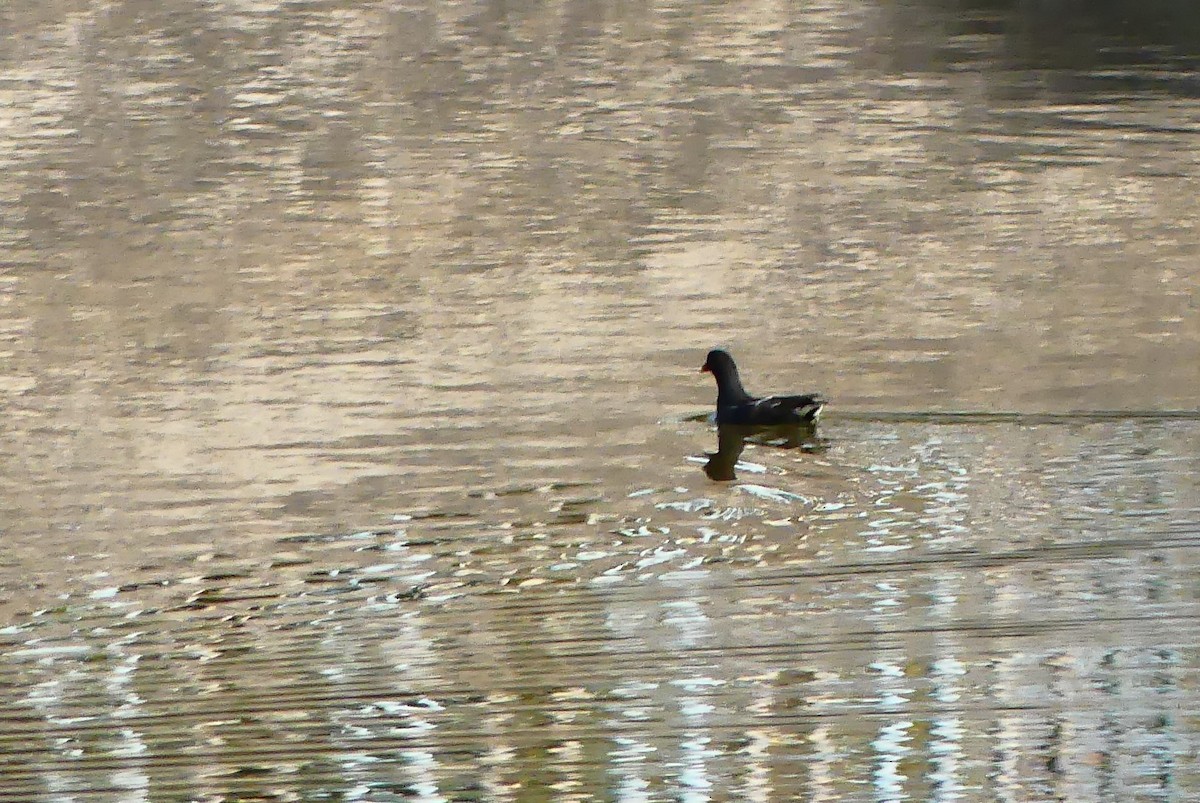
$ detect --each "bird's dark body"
[701,349,825,426]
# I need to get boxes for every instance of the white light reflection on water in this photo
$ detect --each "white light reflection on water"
[874,719,915,801]
[930,716,966,802]
[610,735,654,802]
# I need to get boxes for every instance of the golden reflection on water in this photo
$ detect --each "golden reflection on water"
[1,0,1200,799]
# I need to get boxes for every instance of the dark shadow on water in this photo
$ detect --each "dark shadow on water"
[703,423,826,482]
[988,0,1200,49]
[922,0,1200,71]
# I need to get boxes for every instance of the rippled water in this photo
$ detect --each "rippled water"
[2,1,1199,800]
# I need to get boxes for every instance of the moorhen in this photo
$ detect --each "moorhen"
[700,349,825,426]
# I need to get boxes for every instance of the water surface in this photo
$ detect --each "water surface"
[1,0,1199,799]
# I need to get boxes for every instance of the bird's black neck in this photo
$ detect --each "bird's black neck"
[714,366,751,406]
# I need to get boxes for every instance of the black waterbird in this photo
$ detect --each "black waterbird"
[700,349,825,426]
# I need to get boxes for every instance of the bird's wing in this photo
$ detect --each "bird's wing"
[751,393,826,420]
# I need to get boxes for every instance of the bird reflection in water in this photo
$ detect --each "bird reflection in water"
[703,422,824,481]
